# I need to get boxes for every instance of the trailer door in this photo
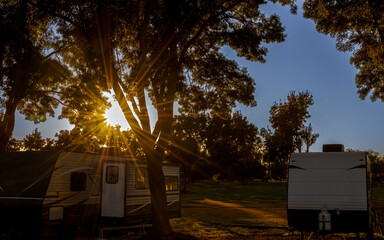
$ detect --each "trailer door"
[101,163,125,218]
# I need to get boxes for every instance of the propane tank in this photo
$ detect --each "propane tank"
[319,209,331,231]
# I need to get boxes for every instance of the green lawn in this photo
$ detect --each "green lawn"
[169,181,384,240]
[373,184,384,201]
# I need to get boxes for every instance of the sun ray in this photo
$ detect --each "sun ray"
[103,93,130,130]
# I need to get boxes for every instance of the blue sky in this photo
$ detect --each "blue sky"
[13,1,384,154]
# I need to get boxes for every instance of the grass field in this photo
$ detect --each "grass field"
[101,181,384,239]
[168,181,384,240]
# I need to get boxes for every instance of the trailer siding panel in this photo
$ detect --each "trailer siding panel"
[288,152,368,211]
[40,152,180,226]
[287,151,371,233]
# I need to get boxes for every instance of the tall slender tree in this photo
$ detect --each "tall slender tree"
[301,123,319,153]
[263,91,314,179]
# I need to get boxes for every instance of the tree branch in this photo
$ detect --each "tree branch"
[180,0,244,61]
[26,0,77,26]
[28,90,70,107]
[137,87,151,133]
[42,44,67,63]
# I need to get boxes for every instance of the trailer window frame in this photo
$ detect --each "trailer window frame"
[70,172,87,191]
[106,166,119,184]
[135,168,179,192]
[165,176,178,192]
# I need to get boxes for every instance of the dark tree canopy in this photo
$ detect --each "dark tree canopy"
[169,112,264,186]
[303,0,384,102]
[0,1,70,152]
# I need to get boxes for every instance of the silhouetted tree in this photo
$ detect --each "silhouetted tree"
[369,151,384,186]
[168,114,208,192]
[303,0,384,102]
[301,123,319,153]
[0,1,70,153]
[347,149,384,186]
[169,112,264,185]
[0,1,111,153]
[204,112,264,183]
[23,128,45,151]
[263,91,314,180]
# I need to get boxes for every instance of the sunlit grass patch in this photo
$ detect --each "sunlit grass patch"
[171,218,239,239]
[181,181,288,229]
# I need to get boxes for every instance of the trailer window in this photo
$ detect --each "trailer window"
[106,166,119,184]
[136,167,149,189]
[165,176,178,191]
[70,172,86,191]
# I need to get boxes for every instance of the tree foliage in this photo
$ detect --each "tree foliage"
[169,112,265,186]
[303,0,384,102]
[0,0,70,152]
[347,149,384,186]
[23,128,45,151]
[368,151,384,186]
[263,91,315,180]
[6,137,22,152]
[300,123,319,153]
[54,125,143,155]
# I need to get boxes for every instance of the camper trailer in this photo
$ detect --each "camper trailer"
[287,145,372,235]
[0,151,180,235]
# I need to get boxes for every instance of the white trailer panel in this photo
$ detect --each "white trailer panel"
[287,151,371,233]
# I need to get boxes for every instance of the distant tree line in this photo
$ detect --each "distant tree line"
[7,125,142,156]
[346,149,384,187]
[9,90,384,189]
[8,91,321,186]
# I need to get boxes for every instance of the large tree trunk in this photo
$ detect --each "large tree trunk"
[146,147,173,238]
[111,72,173,238]
[0,102,18,153]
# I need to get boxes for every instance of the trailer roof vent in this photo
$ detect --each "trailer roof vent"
[322,144,344,152]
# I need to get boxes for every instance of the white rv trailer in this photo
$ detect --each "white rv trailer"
[287,146,372,234]
[0,151,180,234]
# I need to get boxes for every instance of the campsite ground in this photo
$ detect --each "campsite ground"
[110,181,384,240]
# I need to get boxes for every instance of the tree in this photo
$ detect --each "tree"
[32,0,296,236]
[0,1,70,153]
[263,91,314,180]
[300,123,319,153]
[303,0,384,102]
[347,149,384,186]
[6,137,22,152]
[23,128,45,151]
[168,114,208,192]
[368,151,384,186]
[42,138,57,150]
[294,123,319,153]
[169,112,265,185]
[204,112,264,183]
[54,124,143,155]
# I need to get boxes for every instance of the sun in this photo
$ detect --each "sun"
[104,97,130,130]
